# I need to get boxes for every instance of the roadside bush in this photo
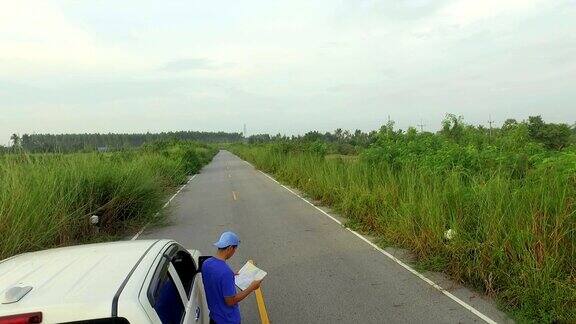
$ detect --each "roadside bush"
[0,141,216,259]
[231,142,576,323]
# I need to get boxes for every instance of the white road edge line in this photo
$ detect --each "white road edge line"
[255,168,498,324]
[131,174,197,241]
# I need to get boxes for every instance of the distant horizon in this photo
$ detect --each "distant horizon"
[4,113,574,147]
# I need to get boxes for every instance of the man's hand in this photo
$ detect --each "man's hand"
[225,279,264,306]
[248,279,263,291]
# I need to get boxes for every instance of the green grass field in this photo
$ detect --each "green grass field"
[0,141,216,260]
[231,143,575,323]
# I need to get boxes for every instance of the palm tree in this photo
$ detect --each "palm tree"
[10,133,20,147]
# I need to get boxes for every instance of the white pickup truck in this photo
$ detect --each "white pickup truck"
[0,240,210,324]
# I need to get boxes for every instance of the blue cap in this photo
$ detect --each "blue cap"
[214,231,240,248]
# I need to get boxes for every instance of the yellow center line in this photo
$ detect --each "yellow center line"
[232,191,237,201]
[248,260,270,324]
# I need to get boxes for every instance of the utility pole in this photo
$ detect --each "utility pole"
[488,115,494,138]
[243,124,247,138]
[417,119,426,132]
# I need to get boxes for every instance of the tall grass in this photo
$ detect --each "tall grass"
[0,142,216,259]
[232,145,575,323]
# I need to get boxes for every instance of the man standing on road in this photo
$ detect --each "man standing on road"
[202,231,263,324]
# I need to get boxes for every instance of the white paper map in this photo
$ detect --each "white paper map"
[234,261,267,290]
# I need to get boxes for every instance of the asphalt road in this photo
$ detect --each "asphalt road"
[140,150,509,324]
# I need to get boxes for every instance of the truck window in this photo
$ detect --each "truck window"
[171,250,196,298]
[149,260,185,324]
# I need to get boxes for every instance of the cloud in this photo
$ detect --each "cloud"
[439,0,545,26]
[0,0,146,76]
[162,58,216,72]
[337,0,450,22]
[0,76,222,107]
[0,1,91,62]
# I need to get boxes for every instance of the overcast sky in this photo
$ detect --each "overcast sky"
[1,0,575,144]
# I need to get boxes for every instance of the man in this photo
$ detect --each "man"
[202,231,263,324]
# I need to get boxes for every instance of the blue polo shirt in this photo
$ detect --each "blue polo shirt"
[202,257,240,324]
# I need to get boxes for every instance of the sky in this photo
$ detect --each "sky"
[1,0,575,144]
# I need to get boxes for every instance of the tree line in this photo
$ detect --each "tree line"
[3,131,243,153]
[247,115,576,154]
[2,115,574,154]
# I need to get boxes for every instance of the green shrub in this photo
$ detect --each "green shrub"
[0,141,216,259]
[231,143,576,323]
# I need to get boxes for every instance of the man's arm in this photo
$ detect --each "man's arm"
[224,280,262,306]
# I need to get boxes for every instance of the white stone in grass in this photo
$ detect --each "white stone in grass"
[444,228,455,240]
[89,215,99,225]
